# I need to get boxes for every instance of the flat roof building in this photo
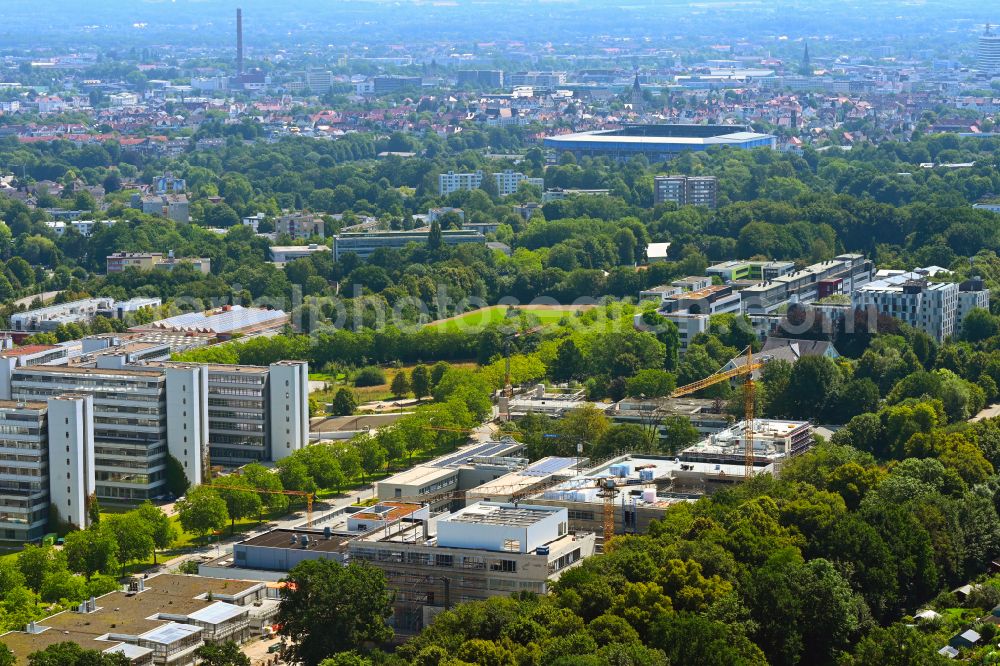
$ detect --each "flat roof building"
[0,358,309,506]
[275,213,325,241]
[438,171,483,196]
[465,456,581,504]
[106,252,211,275]
[528,454,709,542]
[610,396,733,438]
[0,573,270,666]
[641,284,742,353]
[493,170,544,196]
[140,360,310,466]
[680,419,814,468]
[654,175,719,208]
[707,260,796,284]
[741,254,872,314]
[332,230,486,261]
[270,243,331,265]
[348,502,595,633]
[544,124,776,161]
[132,193,189,223]
[10,297,115,332]
[0,397,93,542]
[375,438,526,510]
[853,269,989,342]
[229,527,356,576]
[129,306,289,340]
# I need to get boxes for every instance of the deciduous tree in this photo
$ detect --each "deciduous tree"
[277,560,393,666]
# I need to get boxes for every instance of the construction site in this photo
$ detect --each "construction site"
[192,343,816,635]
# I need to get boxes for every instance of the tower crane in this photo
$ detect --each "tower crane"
[595,478,619,544]
[668,345,768,479]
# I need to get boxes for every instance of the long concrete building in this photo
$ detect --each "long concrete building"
[0,573,276,666]
[0,356,309,509]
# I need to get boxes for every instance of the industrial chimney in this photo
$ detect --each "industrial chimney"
[236,8,244,76]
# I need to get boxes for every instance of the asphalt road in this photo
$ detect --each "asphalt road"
[12,290,62,308]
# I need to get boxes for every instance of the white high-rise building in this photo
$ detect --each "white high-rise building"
[10,366,179,502]
[0,396,94,542]
[956,277,992,338]
[977,25,1000,76]
[47,394,96,531]
[493,170,544,196]
[1,359,310,503]
[438,171,483,196]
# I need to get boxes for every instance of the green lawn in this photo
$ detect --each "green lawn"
[425,305,588,333]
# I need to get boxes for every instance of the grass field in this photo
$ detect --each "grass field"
[425,304,591,333]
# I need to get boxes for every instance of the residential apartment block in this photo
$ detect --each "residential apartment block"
[653,175,719,208]
[131,193,190,223]
[45,219,115,237]
[438,170,542,196]
[853,270,990,342]
[275,212,325,241]
[438,171,484,196]
[957,277,991,338]
[493,170,544,196]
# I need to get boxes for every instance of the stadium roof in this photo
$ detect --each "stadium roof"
[545,126,774,147]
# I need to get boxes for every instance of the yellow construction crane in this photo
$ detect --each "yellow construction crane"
[669,345,767,479]
[595,478,619,544]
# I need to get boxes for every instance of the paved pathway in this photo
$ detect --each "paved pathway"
[12,290,61,309]
[972,402,1000,423]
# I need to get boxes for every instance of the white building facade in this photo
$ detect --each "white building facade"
[438,171,484,196]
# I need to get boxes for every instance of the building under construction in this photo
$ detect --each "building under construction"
[195,421,809,633]
[348,502,595,633]
[521,419,813,546]
[679,419,814,468]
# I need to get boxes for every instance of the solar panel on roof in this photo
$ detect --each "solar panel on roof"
[151,307,285,333]
[187,602,246,624]
[522,457,577,476]
[106,644,153,658]
[140,623,201,643]
[431,441,518,468]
